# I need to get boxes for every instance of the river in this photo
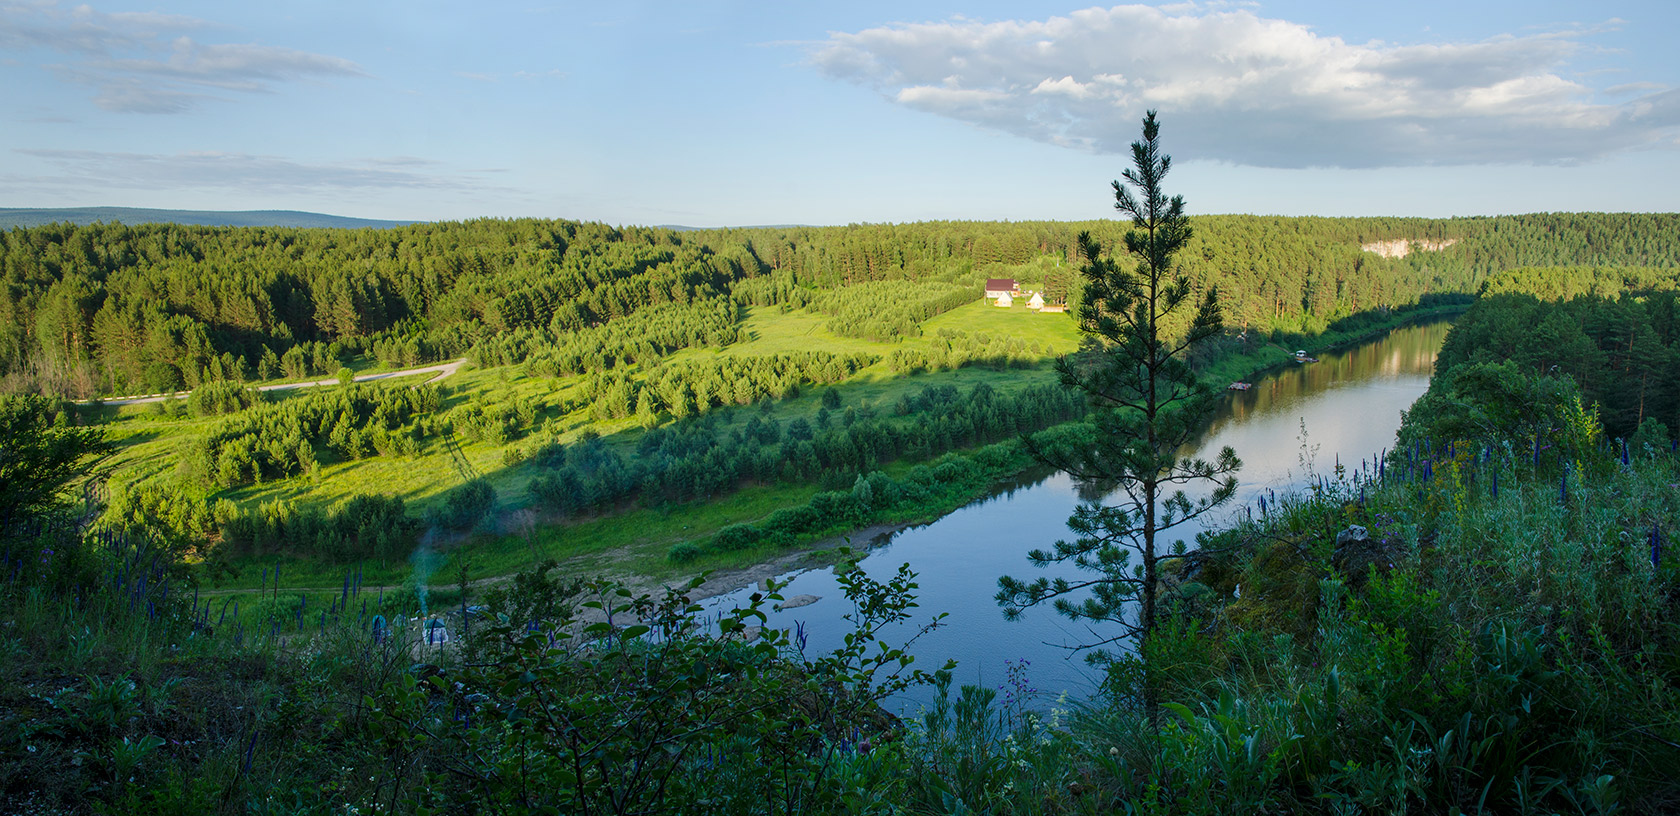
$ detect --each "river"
[703,320,1453,711]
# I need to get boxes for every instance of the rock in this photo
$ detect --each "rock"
[775,594,820,611]
[1332,525,1402,586]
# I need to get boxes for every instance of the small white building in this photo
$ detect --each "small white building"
[994,291,1014,307]
[1027,292,1045,310]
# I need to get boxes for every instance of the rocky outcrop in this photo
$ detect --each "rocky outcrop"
[1360,238,1457,259]
[1332,525,1405,586]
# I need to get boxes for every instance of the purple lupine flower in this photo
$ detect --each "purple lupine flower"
[242,728,259,775]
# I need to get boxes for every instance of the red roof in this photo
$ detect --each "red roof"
[986,278,1016,291]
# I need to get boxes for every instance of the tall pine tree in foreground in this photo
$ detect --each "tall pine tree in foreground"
[997,111,1240,717]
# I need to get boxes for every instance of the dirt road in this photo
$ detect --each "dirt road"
[85,358,469,406]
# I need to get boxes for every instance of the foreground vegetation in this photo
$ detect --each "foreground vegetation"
[5,304,1678,813]
[4,187,1678,811]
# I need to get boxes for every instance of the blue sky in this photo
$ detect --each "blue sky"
[3,1,1677,225]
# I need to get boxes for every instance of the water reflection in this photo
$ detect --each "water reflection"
[704,320,1453,710]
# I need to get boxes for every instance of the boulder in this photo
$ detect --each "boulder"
[1332,525,1403,586]
[775,594,820,611]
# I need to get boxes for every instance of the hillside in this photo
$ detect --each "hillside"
[0,212,1671,594]
[0,206,415,230]
[3,259,1677,815]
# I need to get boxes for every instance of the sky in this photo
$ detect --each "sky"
[2,0,1677,226]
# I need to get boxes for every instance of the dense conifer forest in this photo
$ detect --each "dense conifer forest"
[6,213,1677,397]
[0,212,1673,581]
[3,223,1678,813]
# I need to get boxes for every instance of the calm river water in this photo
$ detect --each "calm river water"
[705,320,1453,710]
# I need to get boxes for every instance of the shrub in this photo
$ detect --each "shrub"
[436,480,496,531]
[709,523,763,552]
[186,380,258,417]
[760,505,822,544]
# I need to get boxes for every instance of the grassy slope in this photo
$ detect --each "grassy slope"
[96,297,1082,587]
[94,282,1450,593]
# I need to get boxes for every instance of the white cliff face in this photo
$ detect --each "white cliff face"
[1360,238,1457,259]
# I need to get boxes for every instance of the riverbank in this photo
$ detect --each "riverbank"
[1195,302,1467,387]
[635,304,1465,600]
[189,304,1460,600]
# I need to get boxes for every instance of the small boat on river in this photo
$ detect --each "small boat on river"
[1228,382,1252,391]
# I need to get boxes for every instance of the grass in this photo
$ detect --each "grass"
[82,296,1454,596]
[93,300,1079,513]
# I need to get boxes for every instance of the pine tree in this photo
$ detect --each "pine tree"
[996,111,1240,719]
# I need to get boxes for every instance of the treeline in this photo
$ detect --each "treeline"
[729,213,1680,336]
[528,380,1085,519]
[582,351,876,421]
[8,213,1677,397]
[737,272,980,341]
[220,494,418,563]
[670,438,1043,563]
[1425,266,1680,442]
[886,328,1054,373]
[185,383,444,489]
[514,297,742,376]
[2,219,757,396]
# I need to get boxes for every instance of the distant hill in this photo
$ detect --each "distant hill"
[0,207,417,230]
[657,224,809,232]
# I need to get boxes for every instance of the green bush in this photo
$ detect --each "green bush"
[186,379,258,417]
[435,479,496,531]
[709,522,763,552]
[370,566,949,814]
[760,505,822,544]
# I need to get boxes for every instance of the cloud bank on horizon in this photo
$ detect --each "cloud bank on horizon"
[0,1,362,114]
[13,149,496,195]
[813,4,1680,168]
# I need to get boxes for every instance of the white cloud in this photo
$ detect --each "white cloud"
[812,5,1680,167]
[1,1,363,113]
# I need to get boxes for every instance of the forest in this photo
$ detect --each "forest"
[3,226,1679,813]
[0,212,1671,581]
[1421,266,1680,443]
[6,212,1677,398]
